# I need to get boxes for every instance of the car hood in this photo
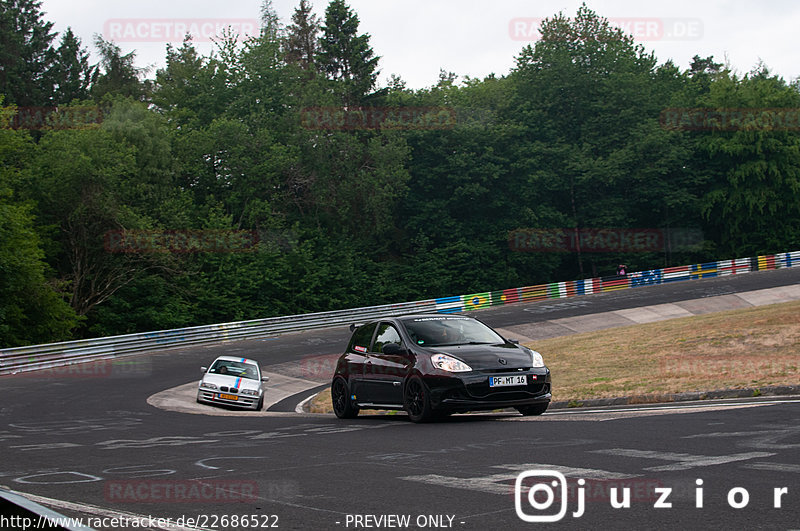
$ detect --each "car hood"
[428,343,533,370]
[200,373,262,391]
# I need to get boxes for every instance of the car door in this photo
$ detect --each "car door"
[345,322,377,400]
[363,322,410,405]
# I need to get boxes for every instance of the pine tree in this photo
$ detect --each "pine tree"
[284,0,320,71]
[51,28,96,103]
[91,35,149,101]
[318,0,379,104]
[0,0,57,105]
[260,0,282,40]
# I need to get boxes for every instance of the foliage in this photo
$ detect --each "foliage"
[318,0,380,104]
[0,0,57,105]
[0,1,798,346]
[0,100,79,344]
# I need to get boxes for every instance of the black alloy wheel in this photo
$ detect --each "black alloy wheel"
[332,376,359,419]
[404,375,434,423]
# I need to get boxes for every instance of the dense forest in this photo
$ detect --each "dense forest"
[1,0,799,346]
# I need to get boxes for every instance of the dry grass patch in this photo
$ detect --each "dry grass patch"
[308,391,334,414]
[537,300,800,401]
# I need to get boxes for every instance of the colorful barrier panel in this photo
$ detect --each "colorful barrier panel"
[451,250,800,315]
[434,296,462,314]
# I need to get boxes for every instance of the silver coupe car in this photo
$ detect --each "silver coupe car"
[197,356,269,410]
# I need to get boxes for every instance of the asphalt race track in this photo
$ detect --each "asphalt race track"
[1,268,799,530]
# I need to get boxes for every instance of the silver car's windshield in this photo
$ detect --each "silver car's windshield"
[402,317,505,347]
[208,360,260,380]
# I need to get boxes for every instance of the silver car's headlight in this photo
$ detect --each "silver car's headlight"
[240,389,259,396]
[200,381,218,390]
[431,353,472,372]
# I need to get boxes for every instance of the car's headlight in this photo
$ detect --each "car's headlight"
[527,349,545,368]
[431,353,472,372]
[200,381,218,390]
[240,389,259,396]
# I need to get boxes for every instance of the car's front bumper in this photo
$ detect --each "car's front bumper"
[426,369,551,413]
[197,388,261,410]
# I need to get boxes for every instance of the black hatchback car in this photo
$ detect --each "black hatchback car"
[331,314,551,422]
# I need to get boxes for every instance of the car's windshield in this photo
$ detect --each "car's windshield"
[402,317,505,347]
[208,360,260,380]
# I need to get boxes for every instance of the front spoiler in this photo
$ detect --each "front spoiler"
[438,393,552,413]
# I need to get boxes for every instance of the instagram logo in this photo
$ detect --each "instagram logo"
[515,471,584,522]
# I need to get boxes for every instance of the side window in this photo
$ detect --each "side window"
[348,323,376,353]
[373,323,402,353]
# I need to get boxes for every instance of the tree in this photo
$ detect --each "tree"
[0,191,79,346]
[50,27,96,104]
[260,0,282,39]
[284,0,320,71]
[0,99,78,346]
[318,0,379,104]
[689,55,723,78]
[0,0,57,105]
[27,99,181,324]
[696,69,800,255]
[31,126,139,318]
[91,35,149,101]
[152,37,229,128]
[508,4,692,276]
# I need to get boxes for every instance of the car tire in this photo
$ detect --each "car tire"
[256,395,264,411]
[516,403,549,416]
[331,376,359,419]
[404,375,434,423]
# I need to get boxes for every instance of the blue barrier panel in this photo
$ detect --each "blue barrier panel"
[630,269,663,287]
[435,296,462,314]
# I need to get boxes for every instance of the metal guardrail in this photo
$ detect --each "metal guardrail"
[0,298,447,375]
[1,250,798,375]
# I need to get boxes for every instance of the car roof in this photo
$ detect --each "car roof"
[396,313,473,321]
[358,313,475,322]
[349,313,475,331]
[213,355,257,364]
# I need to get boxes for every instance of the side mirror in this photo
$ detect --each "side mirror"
[200,366,208,374]
[382,343,406,356]
[507,339,520,345]
[261,375,270,383]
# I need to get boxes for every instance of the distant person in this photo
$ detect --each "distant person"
[616,264,627,276]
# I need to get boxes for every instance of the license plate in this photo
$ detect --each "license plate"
[489,375,527,387]
[218,393,238,401]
